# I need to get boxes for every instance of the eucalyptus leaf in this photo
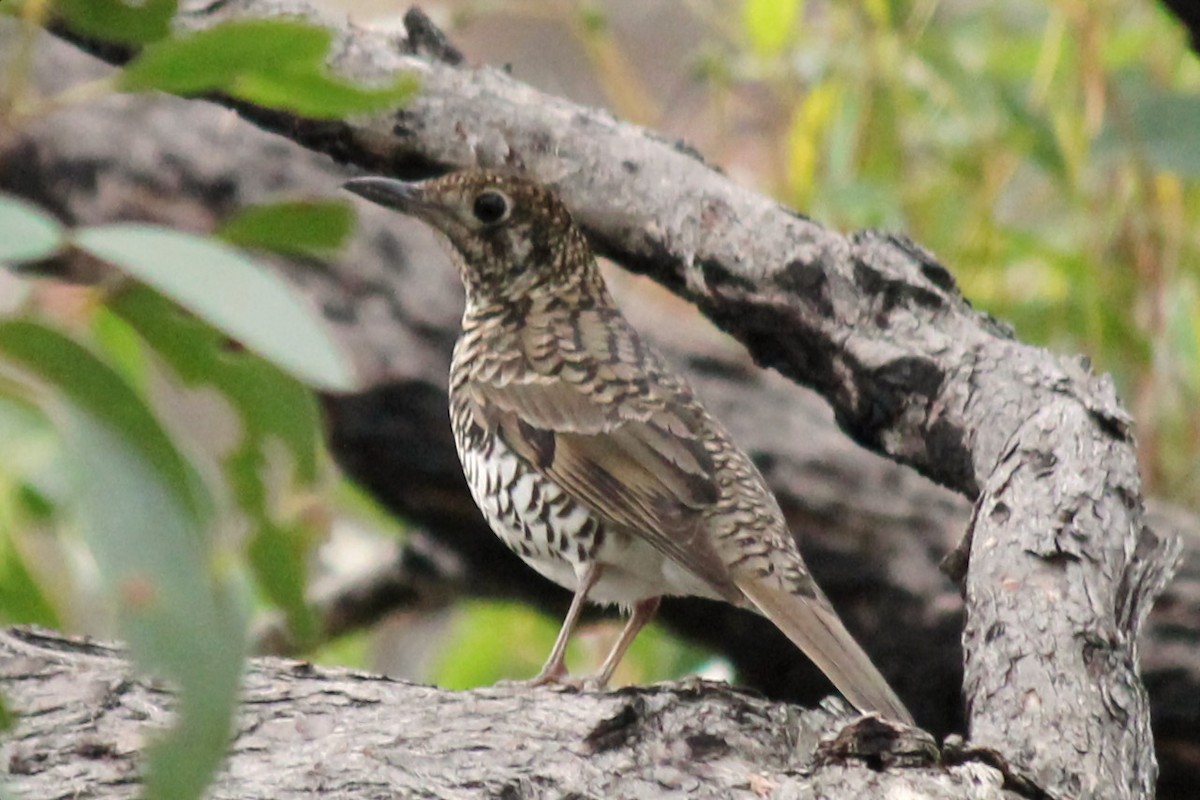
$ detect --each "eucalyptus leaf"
[227,69,417,118]
[119,19,416,118]
[0,525,59,627]
[74,224,356,391]
[55,0,176,45]
[0,194,65,266]
[217,200,355,256]
[120,20,332,94]
[0,320,243,800]
[0,320,205,517]
[1097,88,1200,178]
[742,0,801,56]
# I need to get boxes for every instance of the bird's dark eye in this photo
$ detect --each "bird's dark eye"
[472,190,511,225]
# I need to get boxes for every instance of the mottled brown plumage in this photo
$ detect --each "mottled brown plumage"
[344,170,912,724]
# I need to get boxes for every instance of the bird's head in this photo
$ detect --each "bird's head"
[344,170,600,305]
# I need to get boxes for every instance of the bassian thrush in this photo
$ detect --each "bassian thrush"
[344,170,913,724]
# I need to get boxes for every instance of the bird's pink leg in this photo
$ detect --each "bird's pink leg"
[526,562,602,686]
[590,596,662,689]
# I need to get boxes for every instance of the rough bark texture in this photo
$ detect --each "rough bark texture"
[0,4,1194,798]
[1,627,993,800]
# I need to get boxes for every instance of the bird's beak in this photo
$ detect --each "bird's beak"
[342,176,427,212]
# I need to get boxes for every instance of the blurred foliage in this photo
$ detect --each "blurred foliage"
[0,1,405,798]
[217,199,356,257]
[119,18,416,117]
[717,0,1200,504]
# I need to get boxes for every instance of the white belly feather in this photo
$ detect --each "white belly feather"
[455,429,722,607]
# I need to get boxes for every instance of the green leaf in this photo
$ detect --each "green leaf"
[0,692,12,733]
[0,398,60,628]
[74,224,356,391]
[434,601,562,689]
[0,395,63,629]
[0,321,205,517]
[0,320,243,800]
[227,68,418,118]
[1099,88,1200,178]
[232,68,417,119]
[0,194,65,266]
[743,0,802,56]
[217,200,355,256]
[0,509,60,626]
[997,85,1068,178]
[120,20,331,93]
[247,519,319,645]
[54,0,176,45]
[67,405,243,800]
[119,19,416,118]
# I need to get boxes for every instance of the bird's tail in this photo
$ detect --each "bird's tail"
[738,578,914,725]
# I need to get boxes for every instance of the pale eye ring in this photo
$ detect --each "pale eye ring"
[472,190,511,225]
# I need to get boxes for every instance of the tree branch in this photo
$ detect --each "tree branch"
[0,626,997,800]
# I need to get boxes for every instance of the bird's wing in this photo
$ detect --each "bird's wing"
[464,371,742,604]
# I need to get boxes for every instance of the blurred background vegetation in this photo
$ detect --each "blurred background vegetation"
[1,0,1198,795]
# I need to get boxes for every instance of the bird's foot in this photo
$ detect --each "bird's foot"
[495,670,611,693]
[496,662,579,690]
[576,674,610,692]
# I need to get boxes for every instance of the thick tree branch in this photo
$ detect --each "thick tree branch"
[7,6,1188,797]
[1,627,987,800]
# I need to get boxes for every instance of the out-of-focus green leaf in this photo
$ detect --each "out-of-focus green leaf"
[74,224,355,391]
[217,200,355,256]
[246,520,317,644]
[68,405,244,800]
[743,0,801,56]
[111,288,320,478]
[1098,83,1200,177]
[0,448,59,627]
[55,0,176,45]
[0,691,12,732]
[119,19,416,118]
[0,194,65,266]
[120,20,330,93]
[434,601,562,689]
[860,84,902,185]
[0,321,205,517]
[1167,275,1200,394]
[785,79,839,207]
[578,5,607,35]
[111,287,322,646]
[0,397,61,629]
[433,600,710,689]
[311,627,370,669]
[0,537,58,626]
[0,320,243,800]
[0,391,65,520]
[91,306,150,394]
[996,86,1067,178]
[226,68,418,118]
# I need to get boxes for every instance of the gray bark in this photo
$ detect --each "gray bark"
[1,626,999,800]
[0,4,1193,797]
